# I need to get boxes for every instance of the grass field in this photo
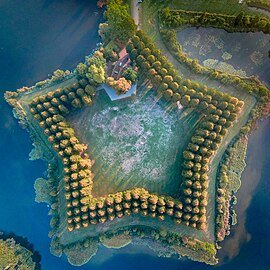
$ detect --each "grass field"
[68,83,200,198]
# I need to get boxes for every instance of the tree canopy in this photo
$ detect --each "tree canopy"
[86,64,106,85]
[105,0,137,45]
[122,67,137,84]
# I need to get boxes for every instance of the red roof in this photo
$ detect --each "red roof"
[119,48,127,59]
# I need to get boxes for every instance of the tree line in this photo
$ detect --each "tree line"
[127,29,243,230]
[29,79,96,231]
[28,61,186,231]
[28,28,242,232]
[159,8,270,34]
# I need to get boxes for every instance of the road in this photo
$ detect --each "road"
[131,0,141,29]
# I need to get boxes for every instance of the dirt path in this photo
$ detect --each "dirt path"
[131,0,141,29]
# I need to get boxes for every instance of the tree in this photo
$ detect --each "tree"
[81,95,92,105]
[130,48,138,59]
[190,98,200,107]
[147,55,156,63]
[98,22,110,44]
[188,143,199,152]
[76,63,87,78]
[86,64,106,85]
[203,121,214,131]
[152,74,163,87]
[172,93,181,102]
[60,95,68,103]
[182,170,193,178]
[141,61,151,71]
[181,95,191,106]
[191,136,204,145]
[136,55,146,66]
[85,85,96,97]
[71,98,82,109]
[183,161,194,170]
[183,151,195,160]
[170,81,179,92]
[51,69,66,82]
[164,75,173,84]
[122,68,137,84]
[86,51,107,70]
[104,49,119,62]
[147,68,157,79]
[153,61,162,70]
[142,47,151,58]
[159,68,168,77]
[126,42,134,53]
[107,77,132,95]
[58,105,69,115]
[164,89,173,100]
[105,0,137,45]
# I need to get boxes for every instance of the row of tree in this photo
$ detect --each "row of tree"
[127,29,243,229]
[66,188,206,231]
[159,8,270,34]
[29,75,197,231]
[29,81,96,226]
[160,27,270,102]
[30,82,96,118]
[127,30,243,111]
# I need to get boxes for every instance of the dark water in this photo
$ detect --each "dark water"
[0,1,269,269]
[177,28,270,87]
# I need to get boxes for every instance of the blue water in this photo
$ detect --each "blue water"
[0,1,269,269]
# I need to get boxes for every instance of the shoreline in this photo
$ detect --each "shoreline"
[218,119,269,262]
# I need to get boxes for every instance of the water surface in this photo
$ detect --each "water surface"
[177,27,270,86]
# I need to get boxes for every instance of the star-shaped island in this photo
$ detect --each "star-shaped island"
[5,0,270,266]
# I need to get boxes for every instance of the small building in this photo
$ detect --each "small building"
[100,47,137,101]
[108,48,131,80]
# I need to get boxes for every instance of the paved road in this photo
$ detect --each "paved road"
[131,0,141,29]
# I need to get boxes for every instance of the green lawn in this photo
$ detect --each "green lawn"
[67,82,200,198]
